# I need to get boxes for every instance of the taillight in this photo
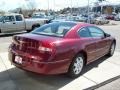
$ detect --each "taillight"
[38,42,54,53]
[38,46,52,52]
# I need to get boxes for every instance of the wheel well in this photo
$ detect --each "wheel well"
[32,24,40,29]
[75,50,87,65]
[113,40,116,45]
[0,29,1,33]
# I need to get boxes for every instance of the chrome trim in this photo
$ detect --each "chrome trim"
[87,46,109,54]
[32,59,70,64]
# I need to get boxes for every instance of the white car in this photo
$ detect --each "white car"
[0,13,48,33]
[94,16,109,25]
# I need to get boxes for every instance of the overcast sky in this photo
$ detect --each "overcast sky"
[0,0,120,11]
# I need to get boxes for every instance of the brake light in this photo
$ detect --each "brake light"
[38,46,52,52]
[38,42,54,53]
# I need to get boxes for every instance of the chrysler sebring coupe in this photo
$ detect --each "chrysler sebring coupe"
[8,22,116,78]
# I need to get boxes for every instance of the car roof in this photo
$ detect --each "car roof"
[51,21,89,25]
[50,21,94,28]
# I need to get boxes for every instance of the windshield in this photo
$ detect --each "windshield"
[0,16,4,22]
[31,22,76,37]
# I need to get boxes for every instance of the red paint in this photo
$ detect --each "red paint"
[8,22,115,75]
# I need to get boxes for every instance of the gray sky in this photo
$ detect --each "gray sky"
[0,0,120,11]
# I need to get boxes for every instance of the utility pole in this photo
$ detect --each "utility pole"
[54,0,55,11]
[47,0,49,15]
[87,0,90,23]
[70,0,72,15]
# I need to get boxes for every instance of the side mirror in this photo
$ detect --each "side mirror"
[105,33,111,37]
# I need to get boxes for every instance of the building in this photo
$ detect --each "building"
[92,1,120,14]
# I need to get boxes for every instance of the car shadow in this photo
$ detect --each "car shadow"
[0,55,110,90]
[81,55,110,75]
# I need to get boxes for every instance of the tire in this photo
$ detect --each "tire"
[68,54,85,78]
[26,30,31,33]
[107,42,116,56]
[32,25,40,31]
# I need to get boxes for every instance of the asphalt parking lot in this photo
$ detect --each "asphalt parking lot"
[0,21,120,90]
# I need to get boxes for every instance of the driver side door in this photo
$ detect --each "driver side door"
[1,15,16,33]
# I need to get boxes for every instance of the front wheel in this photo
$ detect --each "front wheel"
[68,54,84,78]
[107,42,116,56]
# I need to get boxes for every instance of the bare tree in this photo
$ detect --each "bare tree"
[25,0,37,15]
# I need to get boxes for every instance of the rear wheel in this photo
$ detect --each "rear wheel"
[107,42,115,56]
[32,25,40,31]
[68,54,84,78]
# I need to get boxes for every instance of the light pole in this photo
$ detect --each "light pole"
[70,0,72,15]
[87,0,90,23]
[54,0,55,11]
[47,0,50,15]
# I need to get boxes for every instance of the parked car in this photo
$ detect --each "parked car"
[0,13,48,33]
[31,14,51,24]
[114,13,120,21]
[66,16,87,22]
[32,14,46,19]
[8,22,116,78]
[51,15,67,23]
[106,14,115,20]
[94,16,109,25]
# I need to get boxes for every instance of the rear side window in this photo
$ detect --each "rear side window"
[88,26,105,37]
[78,27,91,37]
[15,15,23,21]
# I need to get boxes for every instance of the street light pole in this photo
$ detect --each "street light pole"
[47,0,49,15]
[71,0,72,15]
[54,0,55,11]
[87,0,90,23]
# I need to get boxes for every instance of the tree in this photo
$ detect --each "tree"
[25,0,37,16]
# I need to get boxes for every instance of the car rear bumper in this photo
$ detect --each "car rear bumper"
[8,50,71,75]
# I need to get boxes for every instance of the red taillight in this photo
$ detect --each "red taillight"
[38,42,53,53]
[38,46,52,52]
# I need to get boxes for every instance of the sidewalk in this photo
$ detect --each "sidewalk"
[0,52,120,90]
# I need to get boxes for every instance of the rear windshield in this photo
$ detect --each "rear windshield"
[31,22,76,37]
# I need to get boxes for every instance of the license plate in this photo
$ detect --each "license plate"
[15,56,22,64]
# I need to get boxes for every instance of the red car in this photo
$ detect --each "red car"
[8,22,116,78]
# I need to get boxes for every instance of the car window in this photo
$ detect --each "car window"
[15,15,23,21]
[4,16,15,22]
[78,27,91,37]
[32,22,76,37]
[43,27,52,33]
[88,26,105,37]
[0,16,4,22]
[57,25,71,35]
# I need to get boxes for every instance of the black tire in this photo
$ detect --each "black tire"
[32,25,40,31]
[68,54,85,78]
[26,30,31,33]
[107,42,116,56]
